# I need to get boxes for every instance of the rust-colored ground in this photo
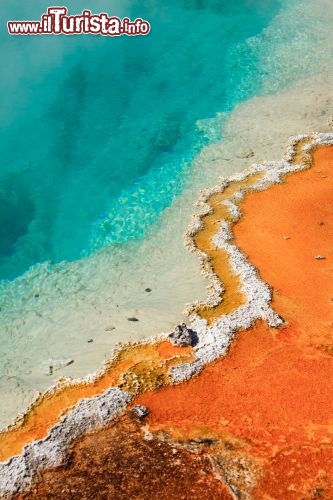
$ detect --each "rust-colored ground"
[0,341,194,462]
[14,415,233,500]
[136,145,333,498]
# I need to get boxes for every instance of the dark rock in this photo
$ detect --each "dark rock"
[168,323,198,347]
[145,288,152,293]
[127,317,139,322]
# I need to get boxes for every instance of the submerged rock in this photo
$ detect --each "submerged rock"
[41,358,74,376]
[104,325,115,332]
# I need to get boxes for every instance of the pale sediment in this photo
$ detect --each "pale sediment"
[1,133,332,497]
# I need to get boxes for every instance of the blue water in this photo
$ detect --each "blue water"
[0,0,282,280]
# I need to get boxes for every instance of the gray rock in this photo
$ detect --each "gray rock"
[168,323,193,347]
[132,405,149,419]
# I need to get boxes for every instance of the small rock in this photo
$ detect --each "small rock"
[87,339,94,343]
[132,405,149,419]
[317,221,324,226]
[169,323,194,347]
[283,236,290,240]
[127,317,139,322]
[315,255,326,260]
[145,288,152,293]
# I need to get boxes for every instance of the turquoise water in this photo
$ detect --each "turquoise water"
[0,0,282,280]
